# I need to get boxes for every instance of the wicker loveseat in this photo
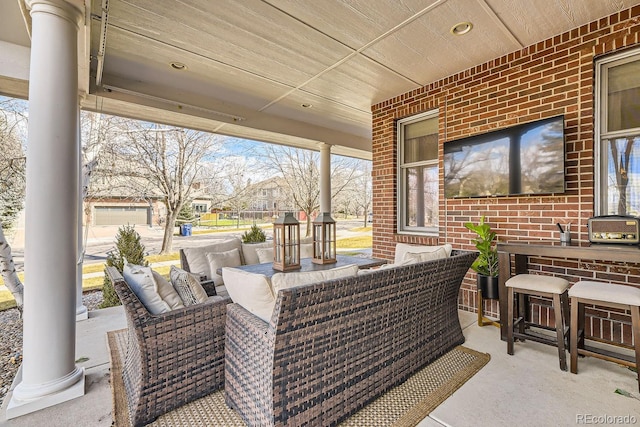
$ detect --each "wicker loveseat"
[224,249,477,426]
[106,266,231,426]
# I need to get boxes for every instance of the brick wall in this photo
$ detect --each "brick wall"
[371,6,640,346]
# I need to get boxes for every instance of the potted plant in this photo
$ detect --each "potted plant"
[242,223,267,243]
[464,215,499,299]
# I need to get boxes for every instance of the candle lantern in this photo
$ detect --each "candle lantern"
[272,212,301,271]
[312,212,337,264]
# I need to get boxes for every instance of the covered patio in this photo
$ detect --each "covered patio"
[1,0,640,424]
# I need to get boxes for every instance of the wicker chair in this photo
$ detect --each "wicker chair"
[106,266,230,427]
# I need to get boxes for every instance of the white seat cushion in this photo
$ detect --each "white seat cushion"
[394,243,452,264]
[505,274,569,294]
[271,264,359,293]
[182,238,242,278]
[222,267,275,323]
[569,280,640,306]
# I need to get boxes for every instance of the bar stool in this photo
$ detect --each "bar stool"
[569,280,640,392]
[506,274,570,371]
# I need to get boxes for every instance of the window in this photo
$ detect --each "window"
[596,48,640,216]
[397,110,439,234]
[192,203,208,213]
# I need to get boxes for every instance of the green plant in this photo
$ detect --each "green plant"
[99,225,149,308]
[241,223,267,243]
[464,215,498,277]
[175,204,196,225]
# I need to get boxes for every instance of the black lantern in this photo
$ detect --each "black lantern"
[273,212,301,271]
[312,212,337,264]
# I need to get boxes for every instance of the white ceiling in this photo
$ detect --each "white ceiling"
[1,0,639,159]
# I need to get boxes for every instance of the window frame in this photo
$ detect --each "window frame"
[595,47,640,216]
[397,109,439,236]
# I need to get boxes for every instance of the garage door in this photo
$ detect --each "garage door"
[94,206,149,226]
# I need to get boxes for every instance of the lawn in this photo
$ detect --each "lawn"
[0,232,372,310]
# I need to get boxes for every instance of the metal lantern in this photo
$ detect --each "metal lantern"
[272,212,301,271]
[312,212,337,264]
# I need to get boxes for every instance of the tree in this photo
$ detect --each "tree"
[262,145,360,236]
[111,121,217,253]
[0,98,27,231]
[0,98,27,313]
[100,225,149,308]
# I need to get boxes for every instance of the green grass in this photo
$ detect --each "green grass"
[336,235,372,249]
[0,234,371,310]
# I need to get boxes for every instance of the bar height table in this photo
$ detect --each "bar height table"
[497,240,640,341]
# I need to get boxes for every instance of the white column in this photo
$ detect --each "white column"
[7,0,85,418]
[319,143,332,213]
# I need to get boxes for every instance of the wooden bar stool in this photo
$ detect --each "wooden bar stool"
[569,280,640,392]
[506,274,570,371]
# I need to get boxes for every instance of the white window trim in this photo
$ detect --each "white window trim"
[594,46,640,215]
[397,109,439,236]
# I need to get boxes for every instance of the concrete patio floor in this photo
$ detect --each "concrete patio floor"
[1,308,638,427]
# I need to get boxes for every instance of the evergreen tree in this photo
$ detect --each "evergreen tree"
[100,225,148,308]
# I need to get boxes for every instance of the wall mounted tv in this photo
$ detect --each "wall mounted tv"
[444,115,565,198]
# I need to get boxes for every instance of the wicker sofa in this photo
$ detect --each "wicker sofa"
[224,249,477,426]
[106,266,230,426]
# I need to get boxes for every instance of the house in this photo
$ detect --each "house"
[0,0,639,420]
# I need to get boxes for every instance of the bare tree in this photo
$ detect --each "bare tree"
[262,145,360,236]
[112,121,217,253]
[0,98,27,312]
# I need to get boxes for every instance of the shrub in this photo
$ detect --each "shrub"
[241,223,267,243]
[99,225,148,308]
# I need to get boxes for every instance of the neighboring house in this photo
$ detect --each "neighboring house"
[245,177,296,219]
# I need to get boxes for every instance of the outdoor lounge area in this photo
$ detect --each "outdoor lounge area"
[2,1,640,426]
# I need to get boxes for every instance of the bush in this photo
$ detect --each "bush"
[241,223,267,243]
[99,225,148,308]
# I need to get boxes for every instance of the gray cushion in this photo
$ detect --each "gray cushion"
[152,271,185,310]
[222,267,275,323]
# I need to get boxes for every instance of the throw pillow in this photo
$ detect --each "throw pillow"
[222,267,275,323]
[241,241,273,265]
[271,264,359,293]
[403,247,448,263]
[255,247,274,264]
[205,248,243,286]
[394,243,453,264]
[181,238,242,278]
[152,271,185,310]
[358,257,416,274]
[123,263,171,314]
[170,265,209,306]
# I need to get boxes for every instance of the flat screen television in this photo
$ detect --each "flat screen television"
[444,115,565,198]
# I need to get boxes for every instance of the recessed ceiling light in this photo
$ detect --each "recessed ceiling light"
[301,103,312,108]
[451,22,473,36]
[170,62,187,70]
